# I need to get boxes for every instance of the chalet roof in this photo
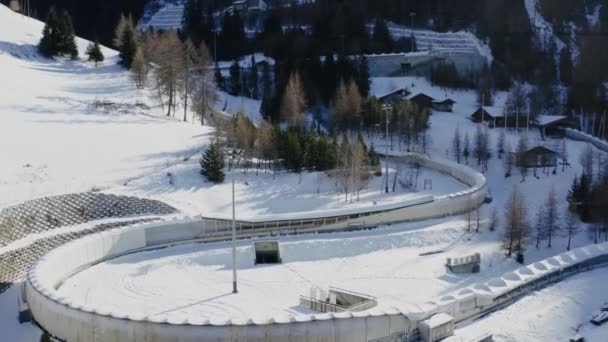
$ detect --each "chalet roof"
[432,98,456,105]
[473,106,504,118]
[407,93,435,101]
[534,115,568,127]
[376,88,410,101]
[520,146,558,155]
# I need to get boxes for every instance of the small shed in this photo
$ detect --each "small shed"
[419,313,455,342]
[513,146,559,168]
[377,88,410,104]
[408,93,435,109]
[431,98,456,112]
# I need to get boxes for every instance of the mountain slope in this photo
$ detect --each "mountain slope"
[0,4,212,208]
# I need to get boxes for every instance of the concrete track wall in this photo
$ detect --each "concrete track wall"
[26,220,608,342]
[26,154,489,342]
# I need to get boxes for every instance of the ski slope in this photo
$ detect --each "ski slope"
[0,4,214,208]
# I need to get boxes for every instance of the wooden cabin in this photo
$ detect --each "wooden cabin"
[377,88,410,105]
[431,98,456,112]
[407,93,435,109]
[513,146,559,168]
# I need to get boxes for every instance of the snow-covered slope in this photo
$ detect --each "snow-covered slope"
[0,4,213,207]
[138,0,185,31]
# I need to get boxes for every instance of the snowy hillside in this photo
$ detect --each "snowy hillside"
[0,4,213,208]
[138,0,184,31]
[368,21,493,63]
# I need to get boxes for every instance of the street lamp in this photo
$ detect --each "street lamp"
[231,148,239,294]
[382,103,392,193]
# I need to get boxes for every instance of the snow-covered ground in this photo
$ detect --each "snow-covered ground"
[2,3,608,341]
[113,158,466,219]
[56,219,498,323]
[453,268,608,342]
[0,5,213,208]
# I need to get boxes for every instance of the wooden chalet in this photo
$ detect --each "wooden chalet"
[513,146,559,168]
[430,98,456,112]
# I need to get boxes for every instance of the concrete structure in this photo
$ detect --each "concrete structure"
[26,232,608,341]
[300,287,377,314]
[366,49,486,77]
[446,253,481,274]
[253,240,281,264]
[419,313,454,342]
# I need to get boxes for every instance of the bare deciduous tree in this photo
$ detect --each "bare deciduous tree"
[504,187,528,257]
[280,72,307,128]
[453,127,462,164]
[191,42,217,125]
[545,187,560,248]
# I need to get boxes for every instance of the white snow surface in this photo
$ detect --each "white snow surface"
[0,4,213,208]
[453,268,608,342]
[55,220,477,323]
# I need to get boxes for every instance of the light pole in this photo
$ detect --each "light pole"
[382,104,392,193]
[231,148,238,294]
[409,12,416,52]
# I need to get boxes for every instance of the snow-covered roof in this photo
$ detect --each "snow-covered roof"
[376,88,410,100]
[432,98,456,105]
[477,106,504,117]
[407,93,435,101]
[534,115,567,126]
[422,313,454,328]
[520,146,558,155]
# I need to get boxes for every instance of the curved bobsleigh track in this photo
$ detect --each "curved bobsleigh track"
[0,192,177,293]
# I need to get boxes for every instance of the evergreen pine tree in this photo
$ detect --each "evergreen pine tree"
[372,16,393,53]
[304,124,318,169]
[38,7,78,59]
[317,133,329,171]
[58,10,78,59]
[229,61,242,96]
[119,24,137,68]
[38,7,59,57]
[248,56,259,99]
[200,141,225,183]
[215,66,225,92]
[559,48,573,85]
[356,56,370,98]
[86,40,104,66]
[368,143,381,167]
[182,0,203,42]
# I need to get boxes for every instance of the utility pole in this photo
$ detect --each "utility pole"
[409,12,416,52]
[382,104,392,193]
[526,103,530,135]
[231,148,238,294]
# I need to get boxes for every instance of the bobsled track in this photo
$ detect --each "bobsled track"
[18,153,604,342]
